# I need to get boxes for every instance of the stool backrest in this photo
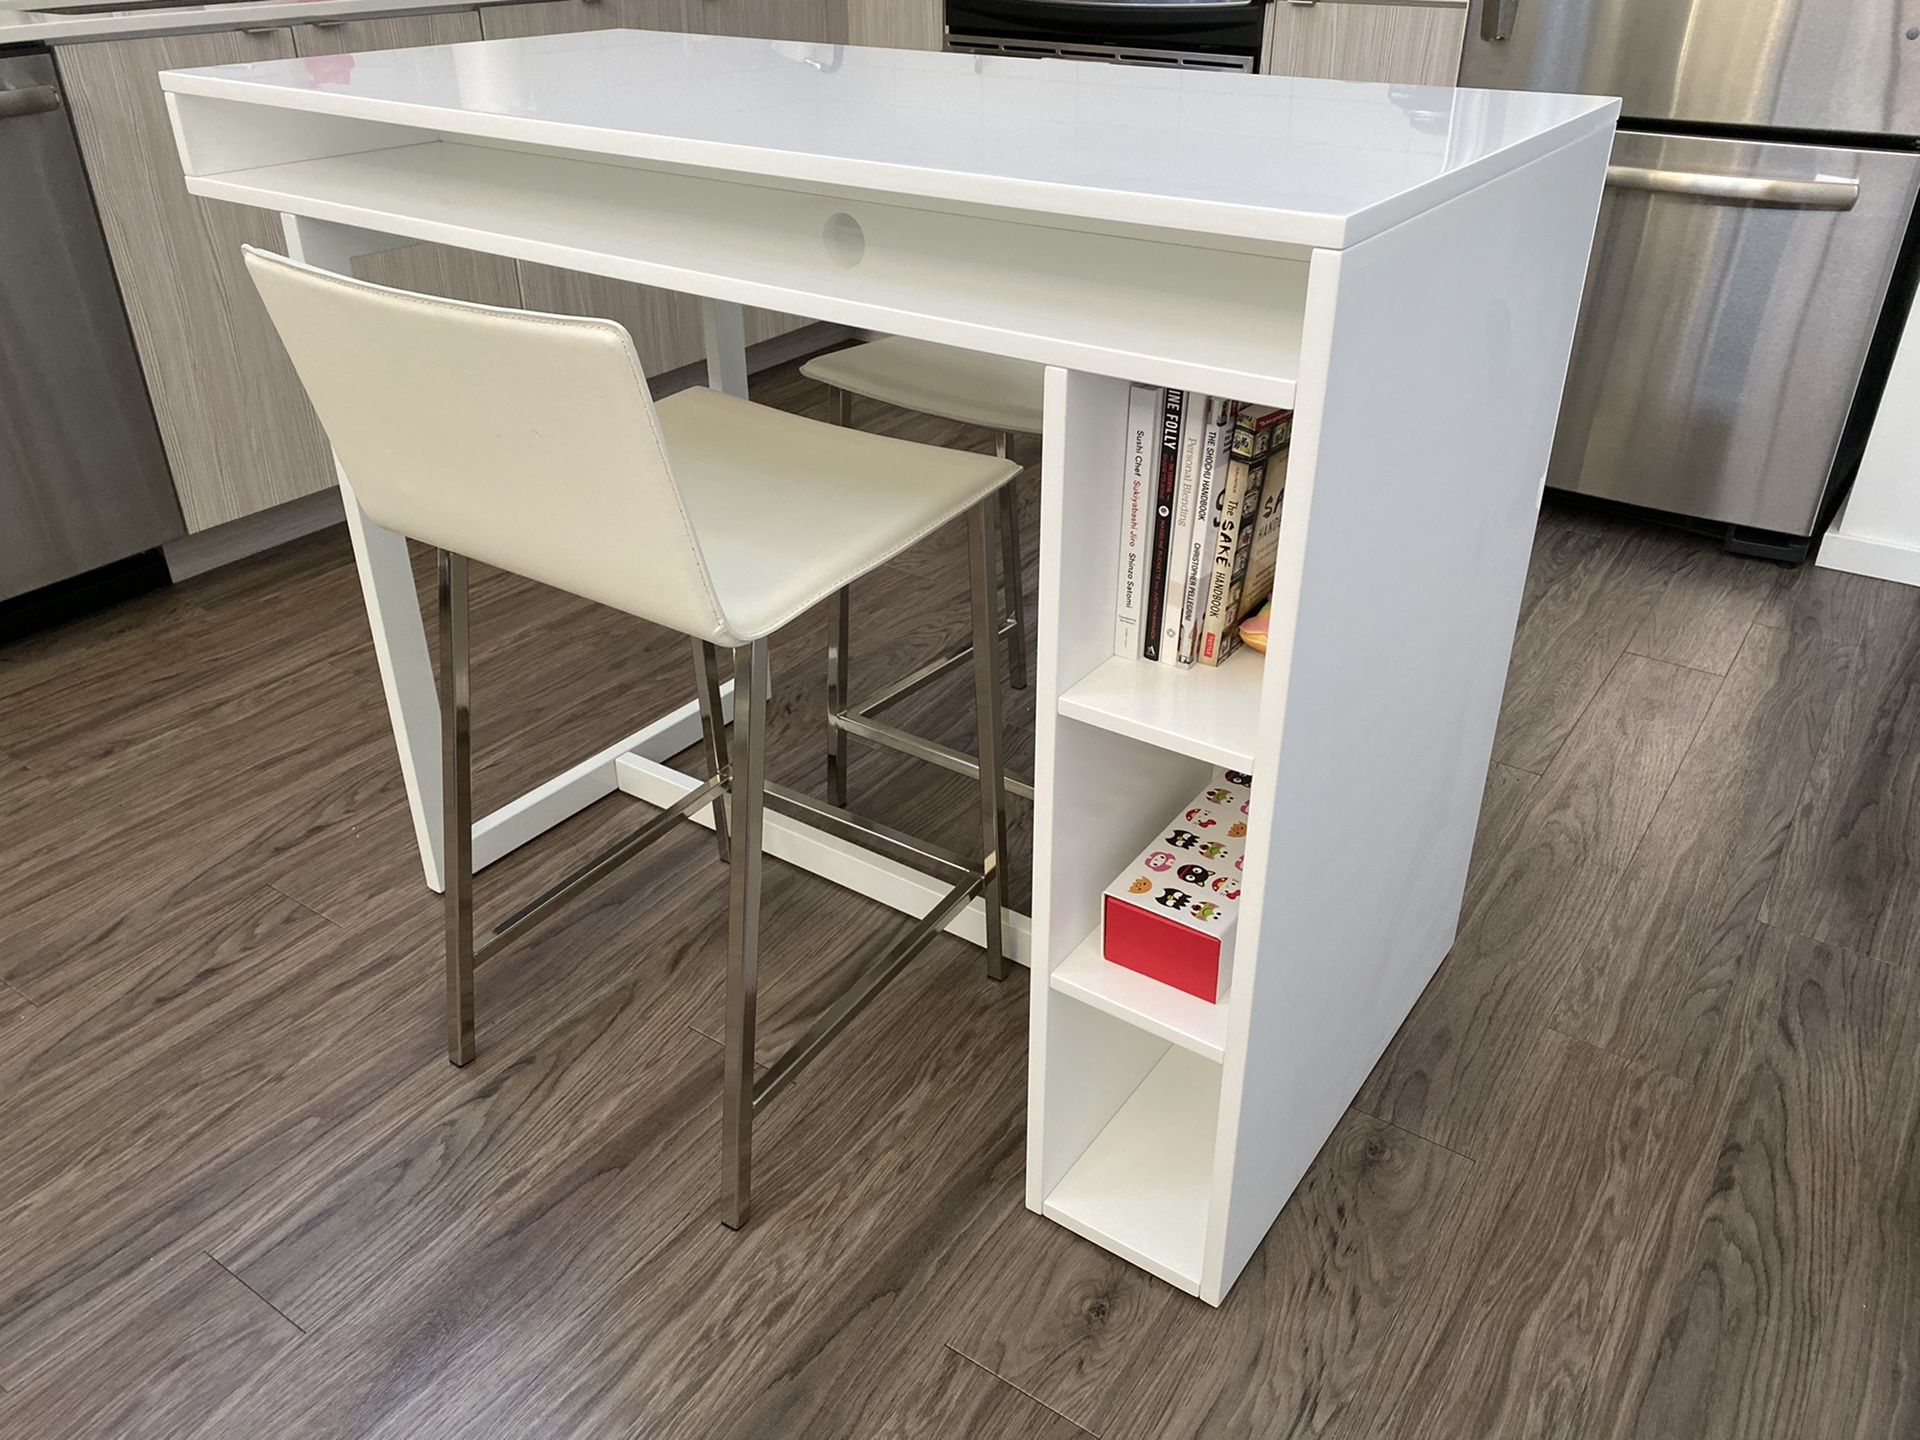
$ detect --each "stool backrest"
[243,247,736,645]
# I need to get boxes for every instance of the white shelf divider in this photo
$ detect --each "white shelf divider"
[1041,1044,1221,1296]
[1057,649,1264,771]
[1051,931,1228,1063]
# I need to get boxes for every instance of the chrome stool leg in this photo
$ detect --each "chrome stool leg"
[692,640,732,862]
[995,434,1028,692]
[968,498,1011,983]
[723,636,769,1229]
[440,549,476,1066]
[825,383,855,806]
[826,585,852,807]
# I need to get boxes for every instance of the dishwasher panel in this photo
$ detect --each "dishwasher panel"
[0,49,181,603]
[1548,130,1920,538]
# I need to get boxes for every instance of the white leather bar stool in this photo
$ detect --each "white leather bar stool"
[800,337,1043,806]
[244,249,1019,1229]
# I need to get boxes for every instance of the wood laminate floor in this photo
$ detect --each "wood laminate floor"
[4,355,1919,1438]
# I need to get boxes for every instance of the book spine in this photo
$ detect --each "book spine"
[1159,391,1207,667]
[1197,408,1258,666]
[1179,399,1233,664]
[1140,387,1184,663]
[1214,409,1290,664]
[1238,440,1292,623]
[1112,384,1160,657]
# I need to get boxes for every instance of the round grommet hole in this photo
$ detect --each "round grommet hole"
[823,212,866,268]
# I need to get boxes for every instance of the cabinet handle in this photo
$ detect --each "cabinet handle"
[1605,165,1860,211]
[1481,0,1517,42]
[0,84,60,120]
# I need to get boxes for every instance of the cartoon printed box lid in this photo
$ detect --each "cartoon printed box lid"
[1104,768,1252,939]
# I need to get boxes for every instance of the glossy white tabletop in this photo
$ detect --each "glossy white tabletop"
[162,30,1616,249]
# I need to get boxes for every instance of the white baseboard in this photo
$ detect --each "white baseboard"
[164,487,347,582]
[1817,527,1920,589]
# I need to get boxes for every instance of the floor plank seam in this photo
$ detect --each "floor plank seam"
[1515,644,1637,780]
[264,880,351,932]
[205,1252,310,1338]
[1623,645,1732,681]
[1377,1111,1478,1167]
[1532,651,1725,1028]
[1747,918,1908,978]
[942,1344,1101,1437]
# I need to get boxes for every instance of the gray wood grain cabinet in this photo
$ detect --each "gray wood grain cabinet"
[58,0,844,538]
[688,0,843,42]
[481,0,808,370]
[1263,0,1466,87]
[57,12,524,535]
[292,13,525,305]
[58,29,336,533]
[847,0,941,50]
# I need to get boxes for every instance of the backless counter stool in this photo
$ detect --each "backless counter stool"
[245,250,1019,1228]
[800,337,1042,806]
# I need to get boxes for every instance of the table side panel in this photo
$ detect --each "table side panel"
[1208,122,1615,1302]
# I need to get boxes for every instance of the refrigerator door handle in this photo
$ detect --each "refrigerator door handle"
[1606,165,1860,212]
[1480,0,1518,43]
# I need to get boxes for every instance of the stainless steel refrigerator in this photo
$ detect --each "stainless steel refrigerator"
[1460,1,1920,559]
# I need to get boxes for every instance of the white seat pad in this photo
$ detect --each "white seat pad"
[800,338,1045,436]
[657,386,1020,643]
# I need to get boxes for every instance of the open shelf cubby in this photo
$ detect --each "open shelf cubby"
[1050,929,1228,1062]
[1041,1039,1221,1295]
[1057,648,1263,771]
[1029,366,1273,1302]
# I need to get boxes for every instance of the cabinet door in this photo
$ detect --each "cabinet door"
[684,0,842,43]
[482,0,713,375]
[848,0,942,50]
[294,13,525,308]
[1264,1,1466,87]
[679,0,834,347]
[59,29,336,533]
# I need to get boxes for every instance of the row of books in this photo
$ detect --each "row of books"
[1113,386,1292,668]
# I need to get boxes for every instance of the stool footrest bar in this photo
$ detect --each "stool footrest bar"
[752,867,988,1110]
[841,618,1017,724]
[764,781,974,886]
[476,770,728,965]
[828,713,1036,802]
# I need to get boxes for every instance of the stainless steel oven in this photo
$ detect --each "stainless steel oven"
[944,0,1270,72]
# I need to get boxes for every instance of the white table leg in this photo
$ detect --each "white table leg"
[701,298,750,398]
[282,215,448,887]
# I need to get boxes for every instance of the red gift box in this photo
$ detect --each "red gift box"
[1101,770,1250,1003]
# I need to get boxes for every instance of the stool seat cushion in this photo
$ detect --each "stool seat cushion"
[657,387,1019,643]
[801,338,1045,436]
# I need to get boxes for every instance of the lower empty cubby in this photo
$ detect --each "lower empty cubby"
[1037,992,1223,1294]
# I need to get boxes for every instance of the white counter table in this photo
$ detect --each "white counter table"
[159,31,1615,1304]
